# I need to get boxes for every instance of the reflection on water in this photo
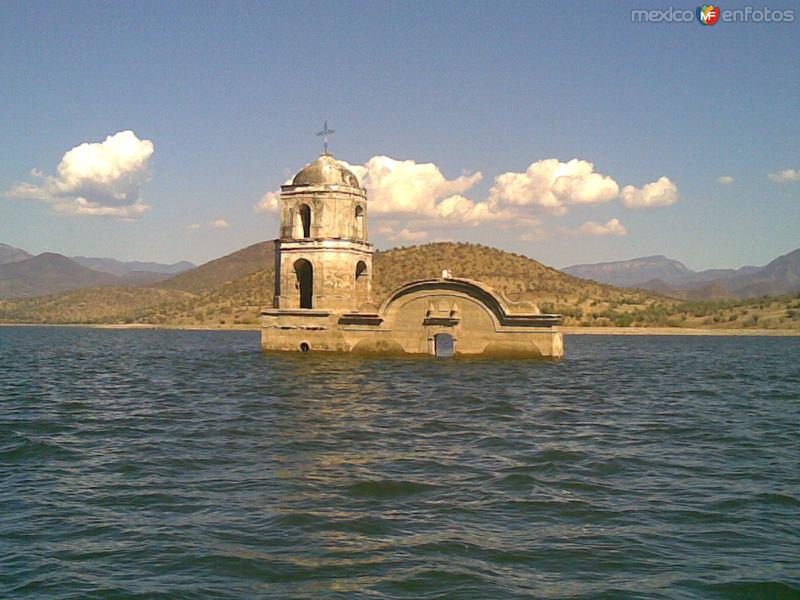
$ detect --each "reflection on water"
[1,327,799,599]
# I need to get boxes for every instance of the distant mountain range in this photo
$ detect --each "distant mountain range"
[3,237,798,305]
[0,243,195,299]
[563,249,800,300]
[1,241,798,330]
[71,256,195,277]
[0,243,33,265]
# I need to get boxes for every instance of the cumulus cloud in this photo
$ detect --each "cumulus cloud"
[768,168,800,183]
[255,156,495,226]
[620,176,678,208]
[717,176,734,185]
[254,190,281,213]
[343,156,483,217]
[576,218,627,236]
[256,154,677,244]
[487,159,619,214]
[5,130,154,219]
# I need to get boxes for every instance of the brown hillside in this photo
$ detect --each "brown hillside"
[0,253,119,299]
[373,243,645,305]
[158,241,275,293]
[0,287,192,324]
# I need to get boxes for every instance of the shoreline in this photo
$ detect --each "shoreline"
[1,323,799,336]
[0,323,261,331]
[559,326,800,336]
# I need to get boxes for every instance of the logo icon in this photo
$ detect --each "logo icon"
[697,4,721,25]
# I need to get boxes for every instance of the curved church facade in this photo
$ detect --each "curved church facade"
[261,153,564,358]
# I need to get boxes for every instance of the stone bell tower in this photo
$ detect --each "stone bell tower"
[273,152,373,312]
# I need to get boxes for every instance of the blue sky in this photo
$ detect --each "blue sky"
[1,1,797,269]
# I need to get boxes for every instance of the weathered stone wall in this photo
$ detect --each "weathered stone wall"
[279,185,368,241]
[261,289,564,358]
[275,241,373,312]
[260,314,563,357]
[274,180,373,313]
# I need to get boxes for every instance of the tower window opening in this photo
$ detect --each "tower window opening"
[298,204,311,238]
[355,260,368,306]
[355,205,364,238]
[294,259,313,309]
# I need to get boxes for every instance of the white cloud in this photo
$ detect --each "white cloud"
[376,223,428,242]
[717,176,734,185]
[256,154,677,244]
[768,168,800,183]
[255,156,497,227]
[576,218,627,236]
[487,159,619,214]
[435,194,517,225]
[209,218,229,229]
[344,156,483,217]
[254,190,281,213]
[188,223,201,230]
[519,228,550,242]
[5,130,154,219]
[620,176,678,208]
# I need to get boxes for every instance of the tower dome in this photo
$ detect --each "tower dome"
[291,153,360,188]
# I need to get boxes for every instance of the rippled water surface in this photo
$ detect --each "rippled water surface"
[1,327,799,599]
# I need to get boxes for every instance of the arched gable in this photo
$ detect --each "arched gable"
[378,278,560,328]
[379,278,508,322]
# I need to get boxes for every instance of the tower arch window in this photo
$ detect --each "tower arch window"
[296,204,311,238]
[294,259,313,309]
[354,205,364,239]
[355,260,368,306]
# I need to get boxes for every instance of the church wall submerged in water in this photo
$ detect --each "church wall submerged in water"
[261,152,563,358]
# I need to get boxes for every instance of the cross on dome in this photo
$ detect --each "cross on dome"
[316,121,335,155]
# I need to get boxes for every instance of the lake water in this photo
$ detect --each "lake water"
[1,327,798,599]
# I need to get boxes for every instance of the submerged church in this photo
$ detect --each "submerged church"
[261,149,563,357]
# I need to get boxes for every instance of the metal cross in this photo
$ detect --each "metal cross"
[316,120,335,154]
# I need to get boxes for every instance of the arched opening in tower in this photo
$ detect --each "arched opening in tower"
[355,260,368,306]
[354,205,364,239]
[298,204,311,238]
[294,259,313,308]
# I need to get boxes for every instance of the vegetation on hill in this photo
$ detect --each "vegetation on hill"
[373,243,644,305]
[0,287,191,324]
[158,241,275,293]
[0,241,798,330]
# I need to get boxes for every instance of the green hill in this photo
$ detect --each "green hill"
[0,241,798,330]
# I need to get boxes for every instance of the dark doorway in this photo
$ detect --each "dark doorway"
[294,259,313,308]
[299,204,311,238]
[434,333,454,358]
